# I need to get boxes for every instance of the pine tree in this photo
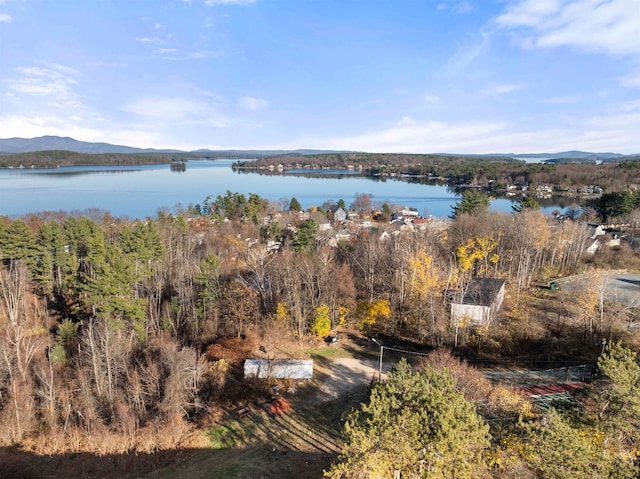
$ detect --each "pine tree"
[328,358,490,479]
[291,219,317,252]
[512,196,540,213]
[523,409,603,479]
[590,341,640,474]
[289,196,302,212]
[450,190,490,219]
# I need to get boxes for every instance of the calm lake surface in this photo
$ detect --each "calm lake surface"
[0,159,565,219]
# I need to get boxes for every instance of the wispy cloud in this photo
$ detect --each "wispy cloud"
[283,112,640,155]
[482,83,525,96]
[0,114,104,141]
[205,0,256,5]
[0,13,11,22]
[0,113,166,148]
[542,95,580,104]
[453,2,474,14]
[136,36,165,44]
[423,94,440,103]
[154,47,178,55]
[440,29,491,75]
[435,1,474,14]
[122,96,231,127]
[608,99,640,113]
[238,96,268,110]
[145,47,224,61]
[5,64,79,100]
[496,0,640,56]
[619,70,640,88]
[154,23,165,30]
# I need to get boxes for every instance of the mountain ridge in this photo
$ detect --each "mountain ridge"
[0,136,637,160]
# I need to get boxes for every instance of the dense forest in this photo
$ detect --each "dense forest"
[1,190,639,477]
[236,153,640,192]
[0,150,254,169]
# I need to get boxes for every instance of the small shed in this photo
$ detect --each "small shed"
[450,278,506,327]
[244,359,313,379]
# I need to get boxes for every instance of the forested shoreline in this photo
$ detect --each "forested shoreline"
[1,190,640,477]
[236,153,640,192]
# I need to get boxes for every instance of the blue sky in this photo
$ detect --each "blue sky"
[1,0,639,153]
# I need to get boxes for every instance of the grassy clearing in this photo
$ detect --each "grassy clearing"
[305,345,351,359]
[141,400,345,479]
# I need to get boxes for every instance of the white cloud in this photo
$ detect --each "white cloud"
[0,13,11,22]
[0,114,104,141]
[609,99,640,112]
[423,94,440,103]
[278,110,640,155]
[122,96,231,127]
[238,96,268,110]
[619,70,640,88]
[154,23,164,29]
[437,3,447,11]
[5,64,79,100]
[0,113,168,148]
[497,0,640,56]
[482,83,525,96]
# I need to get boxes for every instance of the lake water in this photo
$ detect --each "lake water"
[0,159,563,219]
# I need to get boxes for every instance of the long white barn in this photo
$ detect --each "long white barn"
[244,359,313,379]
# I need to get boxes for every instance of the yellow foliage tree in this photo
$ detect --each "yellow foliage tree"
[311,304,331,337]
[338,305,350,327]
[357,299,391,331]
[456,235,500,277]
[275,301,288,322]
[406,250,444,341]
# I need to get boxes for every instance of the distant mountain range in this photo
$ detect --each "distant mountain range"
[0,136,638,160]
[0,136,350,156]
[436,150,630,161]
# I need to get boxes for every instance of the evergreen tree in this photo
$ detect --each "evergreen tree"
[523,409,603,479]
[289,196,302,212]
[512,196,540,213]
[0,220,41,265]
[590,190,637,221]
[590,342,640,474]
[291,219,318,252]
[450,190,490,219]
[328,358,490,479]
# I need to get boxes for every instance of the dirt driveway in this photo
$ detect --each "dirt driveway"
[312,357,395,403]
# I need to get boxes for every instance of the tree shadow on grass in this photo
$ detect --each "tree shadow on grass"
[0,443,336,479]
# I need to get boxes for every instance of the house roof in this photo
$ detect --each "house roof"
[459,278,505,306]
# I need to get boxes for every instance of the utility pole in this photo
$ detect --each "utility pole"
[371,338,384,382]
